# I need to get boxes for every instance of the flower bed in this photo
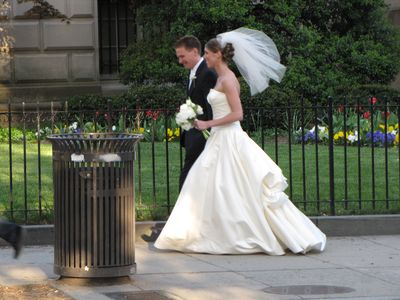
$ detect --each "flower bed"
[295,97,399,147]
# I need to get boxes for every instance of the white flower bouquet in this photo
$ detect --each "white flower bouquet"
[176,98,210,139]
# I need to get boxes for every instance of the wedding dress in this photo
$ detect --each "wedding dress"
[155,89,326,255]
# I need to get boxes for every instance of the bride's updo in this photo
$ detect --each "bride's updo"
[205,38,235,63]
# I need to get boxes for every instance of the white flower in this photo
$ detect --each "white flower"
[348,130,359,143]
[69,122,78,131]
[310,125,326,133]
[196,105,203,115]
[112,125,116,131]
[180,121,192,131]
[177,105,196,121]
[176,98,205,132]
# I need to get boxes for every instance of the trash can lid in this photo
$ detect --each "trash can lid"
[47,132,143,141]
[47,133,143,154]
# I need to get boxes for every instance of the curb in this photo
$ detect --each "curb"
[0,215,399,247]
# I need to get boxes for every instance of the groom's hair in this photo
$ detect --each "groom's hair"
[175,35,201,54]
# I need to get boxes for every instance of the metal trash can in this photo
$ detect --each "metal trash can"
[47,133,142,278]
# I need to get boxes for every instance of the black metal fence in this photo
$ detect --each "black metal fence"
[1,97,399,224]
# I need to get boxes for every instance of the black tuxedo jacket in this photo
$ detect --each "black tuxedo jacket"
[181,60,217,147]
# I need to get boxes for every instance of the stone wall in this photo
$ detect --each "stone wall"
[0,0,100,102]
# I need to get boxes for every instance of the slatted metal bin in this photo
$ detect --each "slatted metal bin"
[47,133,142,278]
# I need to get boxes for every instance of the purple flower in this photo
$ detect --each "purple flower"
[301,131,320,143]
[366,131,396,146]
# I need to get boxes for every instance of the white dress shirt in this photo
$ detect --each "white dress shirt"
[189,57,204,89]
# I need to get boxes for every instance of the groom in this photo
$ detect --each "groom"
[175,36,217,190]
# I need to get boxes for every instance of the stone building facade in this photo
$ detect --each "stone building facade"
[0,0,104,102]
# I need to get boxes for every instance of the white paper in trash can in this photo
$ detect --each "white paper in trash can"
[99,154,121,162]
[71,153,85,162]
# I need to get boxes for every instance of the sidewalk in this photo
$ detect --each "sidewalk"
[1,235,400,299]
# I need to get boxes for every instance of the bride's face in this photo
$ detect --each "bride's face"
[204,48,220,68]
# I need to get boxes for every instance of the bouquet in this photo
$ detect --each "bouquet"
[176,98,210,139]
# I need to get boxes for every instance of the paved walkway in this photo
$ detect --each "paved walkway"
[1,235,400,299]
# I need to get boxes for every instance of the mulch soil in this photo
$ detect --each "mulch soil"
[0,284,72,300]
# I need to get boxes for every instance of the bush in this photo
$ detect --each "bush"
[127,82,186,110]
[335,84,400,105]
[65,94,132,111]
[120,0,400,107]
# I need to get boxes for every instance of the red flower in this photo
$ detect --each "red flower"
[95,111,100,117]
[382,111,391,118]
[152,111,160,121]
[370,97,377,105]
[146,110,153,117]
[104,113,111,120]
[363,111,371,119]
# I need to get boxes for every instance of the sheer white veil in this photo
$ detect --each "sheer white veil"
[216,27,286,96]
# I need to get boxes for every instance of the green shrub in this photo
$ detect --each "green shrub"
[335,84,400,105]
[120,0,400,107]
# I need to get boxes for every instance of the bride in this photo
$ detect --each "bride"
[155,28,326,255]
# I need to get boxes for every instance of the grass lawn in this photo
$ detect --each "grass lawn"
[1,139,400,223]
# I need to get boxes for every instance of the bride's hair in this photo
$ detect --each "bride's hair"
[205,38,235,63]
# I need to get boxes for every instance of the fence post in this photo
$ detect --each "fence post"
[36,101,42,219]
[107,99,112,131]
[300,96,307,210]
[287,99,293,200]
[8,99,13,220]
[313,96,320,211]
[398,96,400,199]
[22,102,28,223]
[327,96,335,215]
[79,100,84,130]
[384,96,389,209]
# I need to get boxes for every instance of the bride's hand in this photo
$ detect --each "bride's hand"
[194,120,209,131]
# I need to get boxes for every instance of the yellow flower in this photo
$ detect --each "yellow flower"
[395,124,399,129]
[139,127,145,134]
[167,128,173,137]
[388,126,394,132]
[334,133,339,141]
[174,128,180,137]
[379,124,385,130]
[395,133,399,145]
[338,131,344,138]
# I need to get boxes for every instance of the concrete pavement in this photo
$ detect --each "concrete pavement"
[1,235,400,299]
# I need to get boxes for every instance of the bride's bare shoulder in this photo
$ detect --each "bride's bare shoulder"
[219,73,240,93]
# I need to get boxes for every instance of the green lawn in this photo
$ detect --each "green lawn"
[1,140,400,223]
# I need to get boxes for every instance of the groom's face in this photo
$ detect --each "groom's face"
[176,46,199,70]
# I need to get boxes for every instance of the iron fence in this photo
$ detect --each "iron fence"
[1,97,400,224]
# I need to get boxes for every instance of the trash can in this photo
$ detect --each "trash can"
[47,133,142,278]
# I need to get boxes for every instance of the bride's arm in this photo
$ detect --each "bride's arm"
[195,79,243,130]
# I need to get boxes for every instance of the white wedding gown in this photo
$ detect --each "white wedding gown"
[155,89,326,255]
